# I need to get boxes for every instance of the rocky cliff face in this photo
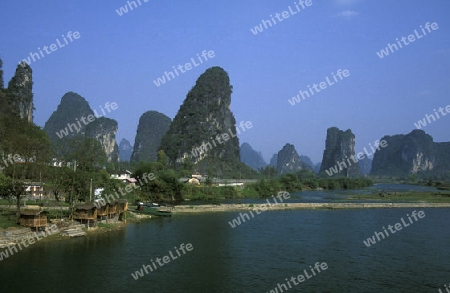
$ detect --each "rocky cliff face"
[85,117,119,163]
[371,130,448,175]
[119,138,133,161]
[44,92,119,163]
[4,63,33,122]
[160,67,240,170]
[319,127,361,177]
[276,143,313,174]
[240,142,267,170]
[131,111,171,162]
[44,92,94,141]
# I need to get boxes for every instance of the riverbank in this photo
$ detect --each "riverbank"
[172,202,450,213]
[1,202,450,248]
[0,209,152,244]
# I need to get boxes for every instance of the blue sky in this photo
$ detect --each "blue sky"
[1,0,449,164]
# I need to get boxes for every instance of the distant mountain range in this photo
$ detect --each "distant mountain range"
[240,142,267,171]
[319,127,361,178]
[276,143,314,174]
[43,92,119,163]
[371,129,450,176]
[131,111,171,162]
[9,61,445,178]
[119,139,133,162]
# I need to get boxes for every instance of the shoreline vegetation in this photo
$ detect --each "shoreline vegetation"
[1,191,450,249]
[1,173,449,242]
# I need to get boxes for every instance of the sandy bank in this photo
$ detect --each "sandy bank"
[172,202,450,213]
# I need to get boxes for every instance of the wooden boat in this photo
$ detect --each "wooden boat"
[135,205,172,217]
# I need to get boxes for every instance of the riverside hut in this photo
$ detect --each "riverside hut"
[96,202,109,220]
[116,199,128,222]
[74,203,97,227]
[19,210,48,229]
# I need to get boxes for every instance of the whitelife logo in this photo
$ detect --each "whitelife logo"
[250,0,313,35]
[228,192,290,228]
[376,22,439,59]
[325,139,388,176]
[93,172,156,209]
[131,243,193,280]
[0,225,60,261]
[288,69,350,106]
[115,0,149,16]
[363,210,425,247]
[19,31,81,66]
[265,261,328,293]
[153,50,215,87]
[55,102,118,139]
[414,104,450,130]
[191,121,252,158]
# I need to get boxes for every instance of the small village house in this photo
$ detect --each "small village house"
[19,210,48,229]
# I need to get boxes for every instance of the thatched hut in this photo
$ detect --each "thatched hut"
[116,199,128,213]
[19,210,48,229]
[116,199,128,222]
[96,203,109,218]
[108,202,117,216]
[74,203,97,227]
[99,202,116,222]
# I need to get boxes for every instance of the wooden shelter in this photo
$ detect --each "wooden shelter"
[116,199,128,222]
[94,199,128,223]
[74,203,97,227]
[96,203,109,218]
[116,199,128,213]
[96,201,116,222]
[19,210,48,229]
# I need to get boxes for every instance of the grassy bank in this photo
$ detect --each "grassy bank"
[350,191,450,203]
[173,202,450,213]
[0,210,17,229]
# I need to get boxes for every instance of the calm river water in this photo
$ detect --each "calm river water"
[1,184,449,292]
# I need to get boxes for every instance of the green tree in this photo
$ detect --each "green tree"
[54,136,106,172]
[47,166,72,202]
[0,116,52,181]
[0,175,25,223]
[259,166,277,180]
[52,136,107,203]
[157,150,168,169]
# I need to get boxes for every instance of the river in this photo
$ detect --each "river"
[1,184,448,292]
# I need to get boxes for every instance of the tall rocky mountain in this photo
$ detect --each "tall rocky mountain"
[276,143,314,174]
[119,138,133,161]
[240,142,267,170]
[85,117,119,163]
[159,67,242,174]
[371,129,450,176]
[43,92,119,162]
[1,62,33,122]
[44,92,94,141]
[319,127,361,177]
[131,111,171,162]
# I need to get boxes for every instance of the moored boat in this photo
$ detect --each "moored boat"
[135,204,172,217]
